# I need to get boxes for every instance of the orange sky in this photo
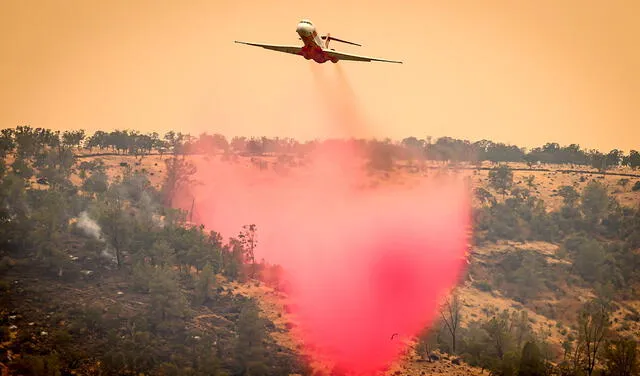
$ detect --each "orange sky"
[1,0,638,151]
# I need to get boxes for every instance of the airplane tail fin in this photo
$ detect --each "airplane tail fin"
[321,34,361,48]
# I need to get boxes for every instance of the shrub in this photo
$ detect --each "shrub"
[624,312,640,322]
[473,280,493,292]
[0,279,9,292]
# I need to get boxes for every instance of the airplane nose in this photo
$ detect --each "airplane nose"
[296,23,313,36]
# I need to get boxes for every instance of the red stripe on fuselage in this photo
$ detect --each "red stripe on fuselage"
[299,27,331,63]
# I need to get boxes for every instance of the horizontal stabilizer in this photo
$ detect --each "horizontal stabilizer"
[321,35,361,47]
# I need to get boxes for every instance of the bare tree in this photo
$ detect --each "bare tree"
[238,224,258,279]
[569,337,586,375]
[439,291,462,354]
[579,299,611,376]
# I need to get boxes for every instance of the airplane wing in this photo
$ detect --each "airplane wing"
[234,41,302,56]
[323,49,403,64]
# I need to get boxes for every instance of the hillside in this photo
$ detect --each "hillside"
[1,128,639,375]
[78,153,640,371]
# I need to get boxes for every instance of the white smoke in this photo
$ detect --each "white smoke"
[77,211,103,240]
[100,245,118,264]
[76,211,119,264]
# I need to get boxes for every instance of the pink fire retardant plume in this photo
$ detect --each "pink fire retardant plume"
[173,140,471,375]
[173,64,469,376]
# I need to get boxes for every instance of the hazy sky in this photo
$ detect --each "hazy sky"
[1,0,638,151]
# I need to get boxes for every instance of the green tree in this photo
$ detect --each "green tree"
[489,164,514,198]
[12,353,63,376]
[603,336,639,376]
[518,341,545,376]
[62,129,86,149]
[195,262,216,306]
[34,147,75,188]
[622,150,640,169]
[13,125,38,157]
[483,310,513,360]
[574,239,606,284]
[581,181,609,228]
[164,130,186,155]
[223,238,245,281]
[81,170,109,195]
[191,334,225,375]
[145,239,176,267]
[458,320,494,373]
[558,185,580,208]
[148,266,187,327]
[85,130,109,152]
[475,187,496,206]
[11,157,34,181]
[30,190,72,276]
[0,128,15,158]
[606,149,623,167]
[234,300,268,376]
[96,195,133,268]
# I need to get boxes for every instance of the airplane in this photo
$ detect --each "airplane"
[234,19,403,64]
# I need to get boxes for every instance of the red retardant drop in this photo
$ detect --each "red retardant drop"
[174,145,471,375]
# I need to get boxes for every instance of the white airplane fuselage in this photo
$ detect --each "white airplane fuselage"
[295,19,338,63]
[234,19,402,64]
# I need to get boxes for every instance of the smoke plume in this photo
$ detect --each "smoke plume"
[77,210,102,240]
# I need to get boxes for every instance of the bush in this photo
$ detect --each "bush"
[0,279,9,292]
[473,280,493,292]
[0,326,10,342]
[625,312,640,322]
